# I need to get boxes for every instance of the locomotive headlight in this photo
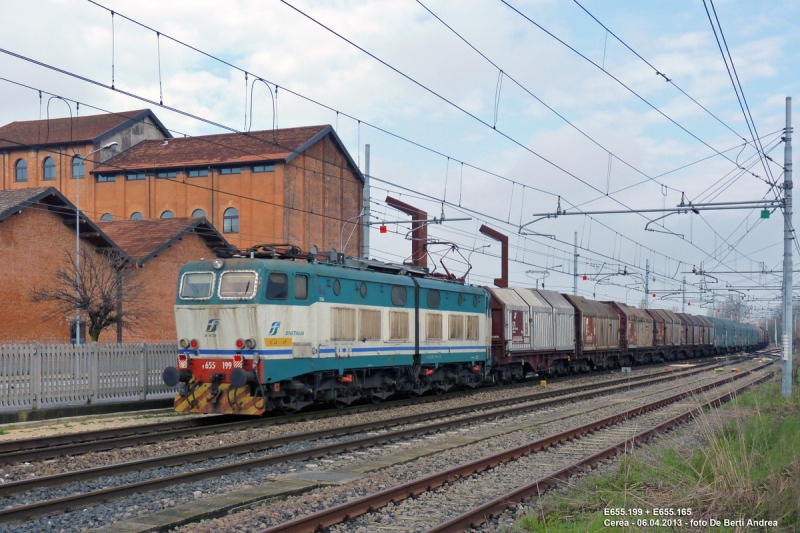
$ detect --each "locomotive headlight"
[190,339,199,349]
[179,338,189,349]
[212,258,224,270]
[245,338,256,349]
[235,338,245,349]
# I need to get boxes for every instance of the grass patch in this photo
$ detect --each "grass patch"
[513,376,800,532]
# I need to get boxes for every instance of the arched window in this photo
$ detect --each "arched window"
[223,207,239,233]
[161,211,175,219]
[72,156,84,179]
[130,212,144,221]
[14,159,27,182]
[42,157,56,181]
[191,209,206,218]
[100,214,114,221]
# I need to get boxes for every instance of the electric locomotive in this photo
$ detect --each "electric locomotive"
[163,245,770,416]
[163,246,491,415]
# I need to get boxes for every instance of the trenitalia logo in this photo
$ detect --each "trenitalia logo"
[269,322,281,336]
[206,319,220,333]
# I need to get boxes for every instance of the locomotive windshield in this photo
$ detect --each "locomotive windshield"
[180,272,214,299]
[219,271,257,299]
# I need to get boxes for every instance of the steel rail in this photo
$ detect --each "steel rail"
[0,359,750,522]
[424,371,776,533]
[0,359,725,497]
[0,357,733,465]
[253,361,774,533]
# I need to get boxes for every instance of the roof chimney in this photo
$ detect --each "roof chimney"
[385,196,427,269]
[479,224,508,288]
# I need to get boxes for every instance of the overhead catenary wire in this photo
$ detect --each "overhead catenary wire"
[0,72,703,280]
[0,29,780,298]
[66,1,774,272]
[499,0,769,186]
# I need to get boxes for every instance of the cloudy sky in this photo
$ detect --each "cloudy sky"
[1,0,797,318]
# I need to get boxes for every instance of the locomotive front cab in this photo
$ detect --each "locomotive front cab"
[164,258,308,415]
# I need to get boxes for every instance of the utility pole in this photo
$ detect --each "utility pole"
[363,144,371,259]
[573,231,578,296]
[644,259,650,309]
[783,96,793,398]
[682,276,686,313]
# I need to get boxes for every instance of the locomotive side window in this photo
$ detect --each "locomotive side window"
[426,313,443,340]
[266,273,288,300]
[333,279,341,296]
[466,315,480,340]
[457,293,463,306]
[389,311,410,340]
[331,307,356,340]
[448,314,464,339]
[180,272,215,299]
[294,274,308,300]
[359,309,381,340]
[219,271,257,299]
[427,289,440,309]
[390,286,407,306]
[359,282,368,298]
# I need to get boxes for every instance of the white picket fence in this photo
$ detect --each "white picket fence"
[0,343,177,410]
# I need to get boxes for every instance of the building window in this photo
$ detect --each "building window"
[100,213,114,221]
[219,166,241,175]
[130,212,144,220]
[161,211,175,219]
[191,209,206,218]
[42,157,56,181]
[97,173,116,182]
[14,159,27,182]
[223,207,239,233]
[156,171,177,178]
[72,156,84,179]
[252,164,275,173]
[188,168,208,177]
[127,173,146,181]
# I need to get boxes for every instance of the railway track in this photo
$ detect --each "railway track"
[0,355,739,465]
[254,360,775,533]
[0,357,755,524]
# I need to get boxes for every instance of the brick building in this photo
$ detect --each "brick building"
[0,188,118,343]
[91,124,364,254]
[0,110,364,256]
[0,187,229,343]
[97,217,230,342]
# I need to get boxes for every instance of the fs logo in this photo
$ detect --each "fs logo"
[206,319,220,333]
[269,322,281,336]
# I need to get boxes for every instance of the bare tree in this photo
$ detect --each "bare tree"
[31,248,149,342]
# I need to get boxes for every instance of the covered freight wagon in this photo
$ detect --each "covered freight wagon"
[604,302,654,350]
[562,295,620,354]
[514,288,575,352]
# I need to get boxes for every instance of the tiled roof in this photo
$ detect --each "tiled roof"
[92,125,332,172]
[0,187,121,254]
[0,188,52,218]
[97,217,230,264]
[0,109,157,148]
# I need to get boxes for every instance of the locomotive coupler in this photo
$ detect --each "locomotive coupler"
[209,372,226,402]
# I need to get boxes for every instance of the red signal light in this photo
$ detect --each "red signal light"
[189,339,198,349]
[582,275,587,281]
[652,294,656,298]
[688,302,691,306]
[380,225,387,234]
[235,338,245,349]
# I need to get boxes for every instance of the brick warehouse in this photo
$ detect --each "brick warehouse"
[0,110,365,256]
[0,187,230,343]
